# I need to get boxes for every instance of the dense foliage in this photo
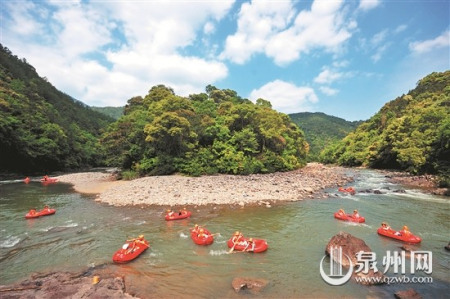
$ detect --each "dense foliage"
[91,106,124,120]
[320,71,450,186]
[0,44,114,173]
[289,112,362,161]
[101,85,309,176]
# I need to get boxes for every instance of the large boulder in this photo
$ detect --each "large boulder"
[231,277,268,294]
[394,288,422,299]
[325,232,384,285]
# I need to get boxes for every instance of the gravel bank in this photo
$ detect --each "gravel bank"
[56,163,354,207]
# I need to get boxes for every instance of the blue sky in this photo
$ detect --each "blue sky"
[2,0,449,121]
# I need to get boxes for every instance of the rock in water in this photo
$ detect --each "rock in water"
[325,231,384,285]
[231,277,268,294]
[394,288,422,299]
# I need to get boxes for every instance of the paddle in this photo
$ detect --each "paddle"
[228,235,241,253]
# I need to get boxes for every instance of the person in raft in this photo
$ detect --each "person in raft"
[337,208,345,216]
[352,209,360,218]
[191,224,201,234]
[197,228,209,239]
[29,208,37,215]
[400,225,411,236]
[231,231,243,244]
[179,207,187,215]
[43,175,49,181]
[126,235,146,253]
[43,205,50,211]
[381,222,392,231]
[166,209,174,217]
[244,238,256,252]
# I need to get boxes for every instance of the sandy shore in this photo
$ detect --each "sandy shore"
[56,163,355,207]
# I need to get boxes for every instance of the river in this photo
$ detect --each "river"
[0,169,449,298]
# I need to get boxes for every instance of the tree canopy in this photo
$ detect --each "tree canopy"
[0,44,114,173]
[320,71,450,186]
[101,85,309,176]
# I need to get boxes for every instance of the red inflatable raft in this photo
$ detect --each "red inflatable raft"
[25,208,56,219]
[227,238,268,253]
[112,239,150,263]
[334,212,365,223]
[191,229,214,246]
[338,187,355,195]
[165,211,192,221]
[41,178,58,184]
[377,227,421,244]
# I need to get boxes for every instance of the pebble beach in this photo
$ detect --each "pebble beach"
[56,163,354,207]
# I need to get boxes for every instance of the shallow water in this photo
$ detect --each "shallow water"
[0,170,449,298]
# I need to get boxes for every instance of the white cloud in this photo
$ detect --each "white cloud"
[409,30,450,54]
[221,0,356,66]
[319,86,339,96]
[249,80,318,114]
[2,0,235,107]
[314,68,344,84]
[358,0,381,12]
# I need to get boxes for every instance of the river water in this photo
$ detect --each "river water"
[0,170,449,298]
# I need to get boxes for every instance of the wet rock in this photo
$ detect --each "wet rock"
[0,271,136,299]
[231,277,268,294]
[445,241,450,251]
[373,190,384,194]
[325,232,384,285]
[394,288,422,299]
[393,189,406,193]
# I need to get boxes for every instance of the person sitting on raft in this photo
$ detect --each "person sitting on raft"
[166,209,174,217]
[231,231,243,244]
[29,208,37,215]
[43,205,50,211]
[381,222,392,231]
[197,229,209,239]
[43,175,49,181]
[126,235,146,253]
[400,225,411,236]
[337,208,345,216]
[179,207,187,216]
[352,209,360,218]
[244,238,256,252]
[191,224,200,234]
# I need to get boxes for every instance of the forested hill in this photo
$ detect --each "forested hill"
[91,106,124,120]
[320,71,450,186]
[100,85,309,177]
[0,44,114,173]
[289,112,362,161]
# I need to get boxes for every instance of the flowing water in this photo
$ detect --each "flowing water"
[0,170,449,298]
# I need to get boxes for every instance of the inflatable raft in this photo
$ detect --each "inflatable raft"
[40,178,58,184]
[338,187,355,194]
[334,212,365,223]
[191,229,214,246]
[112,239,149,263]
[377,227,421,243]
[25,208,56,219]
[227,238,268,253]
[165,211,192,221]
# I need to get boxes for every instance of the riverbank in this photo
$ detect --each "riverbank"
[382,171,449,196]
[56,163,354,207]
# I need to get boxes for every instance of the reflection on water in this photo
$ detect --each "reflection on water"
[0,170,449,298]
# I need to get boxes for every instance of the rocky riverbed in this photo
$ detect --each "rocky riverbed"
[56,163,355,207]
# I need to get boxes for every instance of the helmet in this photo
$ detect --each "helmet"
[194,224,198,228]
[167,209,171,212]
[138,235,144,239]
[403,226,409,230]
[234,231,240,236]
[381,222,386,225]
[354,210,358,212]
[249,238,253,242]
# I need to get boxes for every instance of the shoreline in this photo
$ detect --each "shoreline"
[56,163,355,207]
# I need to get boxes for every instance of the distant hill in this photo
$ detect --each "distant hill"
[91,106,124,120]
[0,44,115,173]
[289,112,362,161]
[320,71,450,186]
